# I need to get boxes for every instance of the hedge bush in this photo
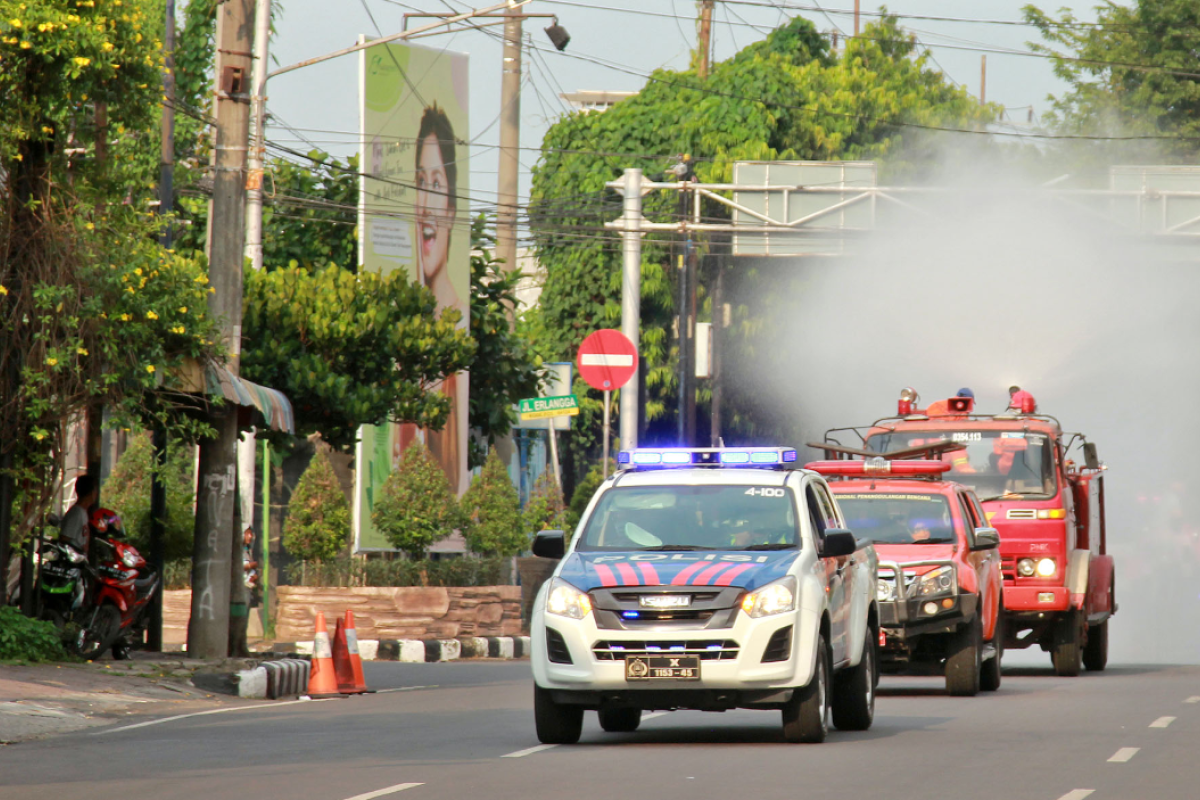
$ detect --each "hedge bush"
[285,555,507,587]
[0,607,71,662]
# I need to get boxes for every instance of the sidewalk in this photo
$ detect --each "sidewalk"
[0,652,252,745]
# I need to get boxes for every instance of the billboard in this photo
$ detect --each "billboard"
[354,40,470,552]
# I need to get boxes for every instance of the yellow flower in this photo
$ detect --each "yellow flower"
[85,221,94,230]
[134,267,142,276]
[146,365,155,374]
[19,40,31,49]
[0,285,7,296]
[119,313,131,321]
[46,357,58,366]
[73,56,90,67]
[32,430,47,442]
[125,286,134,294]
[193,274,208,284]
[77,347,88,356]
[102,41,113,52]
[9,19,21,28]
[171,325,185,334]
[146,310,158,320]
[178,306,187,314]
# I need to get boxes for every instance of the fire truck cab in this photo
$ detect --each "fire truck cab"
[807,456,1004,695]
[824,390,1115,677]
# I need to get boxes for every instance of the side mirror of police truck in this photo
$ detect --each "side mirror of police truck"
[1083,442,1100,470]
[532,530,566,559]
[820,529,858,558]
[971,527,1001,551]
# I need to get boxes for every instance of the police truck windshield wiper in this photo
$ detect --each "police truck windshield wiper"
[642,545,716,551]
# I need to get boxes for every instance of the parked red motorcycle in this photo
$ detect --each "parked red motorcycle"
[77,509,160,660]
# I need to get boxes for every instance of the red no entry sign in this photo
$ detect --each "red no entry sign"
[577,329,638,391]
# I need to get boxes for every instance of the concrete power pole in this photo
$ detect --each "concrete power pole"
[697,0,714,78]
[496,1,522,272]
[189,0,254,660]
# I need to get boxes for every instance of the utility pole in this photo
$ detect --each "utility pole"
[697,0,714,78]
[618,169,642,453]
[980,55,987,104]
[496,1,523,272]
[854,0,860,36]
[189,0,253,660]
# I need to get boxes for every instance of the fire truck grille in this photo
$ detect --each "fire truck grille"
[1001,558,1017,581]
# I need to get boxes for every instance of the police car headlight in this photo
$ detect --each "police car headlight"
[741,576,797,619]
[911,566,955,598]
[545,579,592,620]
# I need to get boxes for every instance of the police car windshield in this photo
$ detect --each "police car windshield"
[835,493,956,545]
[577,485,800,552]
[866,431,1057,501]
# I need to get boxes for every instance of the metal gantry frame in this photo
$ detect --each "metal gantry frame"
[604,168,1200,450]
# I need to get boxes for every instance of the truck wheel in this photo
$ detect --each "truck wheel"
[945,616,982,696]
[783,636,829,743]
[980,610,1004,692]
[598,707,642,732]
[1083,620,1109,672]
[832,627,875,731]
[534,684,583,744]
[1052,610,1084,677]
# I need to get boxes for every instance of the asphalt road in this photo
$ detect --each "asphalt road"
[2,660,1198,800]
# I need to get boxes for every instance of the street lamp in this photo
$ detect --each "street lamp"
[544,18,570,51]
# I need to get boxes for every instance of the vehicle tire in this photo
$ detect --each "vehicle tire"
[75,604,122,661]
[1051,610,1084,677]
[534,684,583,744]
[1083,620,1108,672]
[782,636,829,743]
[598,707,642,733]
[980,609,1004,692]
[832,627,876,731]
[945,615,982,697]
[111,639,131,661]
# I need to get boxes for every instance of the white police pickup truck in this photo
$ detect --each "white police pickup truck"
[530,447,880,744]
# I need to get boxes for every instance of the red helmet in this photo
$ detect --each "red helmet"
[90,508,121,532]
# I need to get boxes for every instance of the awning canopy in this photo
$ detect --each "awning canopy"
[177,358,295,434]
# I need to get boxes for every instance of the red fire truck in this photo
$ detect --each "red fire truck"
[820,389,1115,676]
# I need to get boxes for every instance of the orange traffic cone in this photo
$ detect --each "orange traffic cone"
[333,610,371,694]
[306,611,344,698]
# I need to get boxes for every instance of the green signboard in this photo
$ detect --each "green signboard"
[519,394,579,421]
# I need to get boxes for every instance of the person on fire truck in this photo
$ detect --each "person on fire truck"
[1007,385,1036,412]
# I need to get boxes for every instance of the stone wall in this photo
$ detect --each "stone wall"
[159,587,523,644]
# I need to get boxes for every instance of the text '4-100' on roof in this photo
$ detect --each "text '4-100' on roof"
[529,446,880,745]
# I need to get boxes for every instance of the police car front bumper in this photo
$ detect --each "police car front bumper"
[531,604,819,700]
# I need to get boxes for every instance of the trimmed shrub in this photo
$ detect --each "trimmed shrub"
[102,432,196,561]
[283,448,351,563]
[286,555,508,587]
[373,441,463,560]
[524,468,568,537]
[0,607,71,662]
[461,448,526,556]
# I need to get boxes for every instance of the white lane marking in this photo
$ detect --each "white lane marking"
[93,697,326,735]
[1185,696,1200,704]
[1056,791,1095,800]
[1150,716,1176,728]
[502,744,557,758]
[1108,747,1140,763]
[376,685,437,693]
[342,783,423,800]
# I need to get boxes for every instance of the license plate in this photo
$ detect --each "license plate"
[625,655,701,681]
[640,594,691,609]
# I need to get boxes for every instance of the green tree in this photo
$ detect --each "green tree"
[528,15,995,478]
[102,432,197,562]
[460,448,525,556]
[564,463,609,536]
[524,468,568,537]
[283,448,350,563]
[240,264,475,450]
[372,441,462,559]
[467,217,543,469]
[1024,0,1200,161]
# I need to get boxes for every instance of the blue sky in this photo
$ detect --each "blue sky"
[266,0,1099,219]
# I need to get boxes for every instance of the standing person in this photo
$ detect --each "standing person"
[242,526,260,600]
[411,103,464,492]
[60,475,98,556]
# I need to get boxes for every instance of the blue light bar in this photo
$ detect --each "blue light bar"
[617,447,800,470]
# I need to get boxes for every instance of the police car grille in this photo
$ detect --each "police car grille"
[592,640,740,661]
